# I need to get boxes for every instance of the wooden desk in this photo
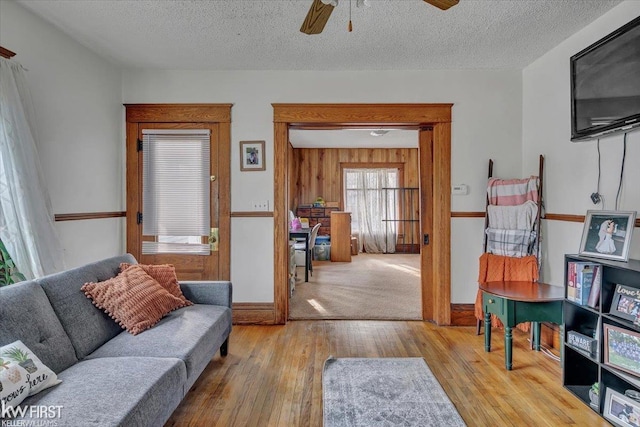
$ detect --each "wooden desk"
[480,281,564,370]
[289,228,311,282]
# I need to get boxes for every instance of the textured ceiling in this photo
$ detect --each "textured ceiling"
[16,0,622,70]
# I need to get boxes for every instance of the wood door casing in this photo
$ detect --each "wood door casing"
[273,104,452,325]
[125,104,232,281]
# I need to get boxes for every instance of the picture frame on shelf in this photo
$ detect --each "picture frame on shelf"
[604,387,640,427]
[240,140,265,171]
[603,323,640,377]
[579,210,636,262]
[610,284,640,323]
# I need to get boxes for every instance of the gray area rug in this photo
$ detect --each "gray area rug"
[323,357,466,427]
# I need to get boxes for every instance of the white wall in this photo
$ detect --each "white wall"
[523,1,640,287]
[0,1,125,268]
[123,69,523,303]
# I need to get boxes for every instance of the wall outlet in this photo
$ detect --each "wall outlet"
[252,200,269,211]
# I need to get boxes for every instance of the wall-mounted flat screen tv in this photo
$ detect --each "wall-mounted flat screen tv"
[571,16,640,141]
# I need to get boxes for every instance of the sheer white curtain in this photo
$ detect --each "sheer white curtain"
[0,58,64,279]
[344,168,398,253]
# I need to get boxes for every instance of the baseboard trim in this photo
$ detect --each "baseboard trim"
[450,303,476,326]
[233,303,275,325]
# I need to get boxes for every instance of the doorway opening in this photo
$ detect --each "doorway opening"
[273,104,453,325]
[288,129,421,320]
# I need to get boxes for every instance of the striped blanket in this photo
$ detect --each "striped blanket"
[485,228,537,258]
[487,176,539,206]
[487,200,538,230]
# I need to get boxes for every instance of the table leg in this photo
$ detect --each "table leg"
[533,322,541,351]
[484,312,491,352]
[505,326,513,371]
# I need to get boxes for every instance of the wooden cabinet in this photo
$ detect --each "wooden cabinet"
[563,254,640,422]
[330,212,352,262]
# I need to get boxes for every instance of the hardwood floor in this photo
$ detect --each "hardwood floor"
[166,321,608,427]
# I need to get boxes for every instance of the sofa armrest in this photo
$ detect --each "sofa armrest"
[178,281,232,308]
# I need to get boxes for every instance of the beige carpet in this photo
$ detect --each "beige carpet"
[289,253,421,320]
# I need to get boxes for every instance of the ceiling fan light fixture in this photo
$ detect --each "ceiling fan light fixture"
[370,129,389,137]
[320,0,338,6]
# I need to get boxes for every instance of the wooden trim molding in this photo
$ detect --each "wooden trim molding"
[545,213,640,228]
[232,303,275,325]
[0,46,17,59]
[544,213,584,223]
[55,211,126,221]
[273,103,453,125]
[124,104,233,123]
[453,212,640,227]
[230,211,274,218]
[450,303,475,326]
[451,211,485,218]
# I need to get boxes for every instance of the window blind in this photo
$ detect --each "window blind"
[142,129,211,255]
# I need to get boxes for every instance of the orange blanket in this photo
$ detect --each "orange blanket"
[478,253,539,284]
[475,253,539,330]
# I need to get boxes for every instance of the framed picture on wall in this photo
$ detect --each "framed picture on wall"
[240,140,265,171]
[579,210,636,262]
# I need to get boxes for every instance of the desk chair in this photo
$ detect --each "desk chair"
[294,223,321,277]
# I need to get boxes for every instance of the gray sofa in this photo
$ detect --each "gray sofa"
[0,254,232,426]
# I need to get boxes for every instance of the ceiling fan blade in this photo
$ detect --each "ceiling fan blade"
[423,0,459,10]
[300,0,335,35]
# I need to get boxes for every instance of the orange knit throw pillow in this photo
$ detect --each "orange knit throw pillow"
[120,263,192,306]
[82,265,188,335]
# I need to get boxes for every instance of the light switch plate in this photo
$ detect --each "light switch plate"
[451,184,469,195]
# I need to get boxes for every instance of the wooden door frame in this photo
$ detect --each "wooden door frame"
[273,103,452,325]
[124,104,232,280]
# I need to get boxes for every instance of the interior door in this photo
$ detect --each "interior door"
[129,122,220,280]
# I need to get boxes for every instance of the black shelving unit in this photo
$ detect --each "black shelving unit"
[563,254,640,420]
[382,187,419,254]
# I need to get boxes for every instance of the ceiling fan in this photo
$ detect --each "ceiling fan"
[300,0,459,35]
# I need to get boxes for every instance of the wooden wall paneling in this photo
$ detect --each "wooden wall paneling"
[288,143,298,210]
[274,122,290,324]
[293,149,419,243]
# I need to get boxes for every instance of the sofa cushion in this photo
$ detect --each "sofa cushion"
[0,281,78,373]
[82,265,189,335]
[86,304,231,392]
[120,263,193,305]
[0,340,60,396]
[17,357,186,427]
[36,254,137,360]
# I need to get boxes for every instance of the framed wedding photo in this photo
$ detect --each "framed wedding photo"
[240,140,265,171]
[604,387,640,427]
[579,210,636,262]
